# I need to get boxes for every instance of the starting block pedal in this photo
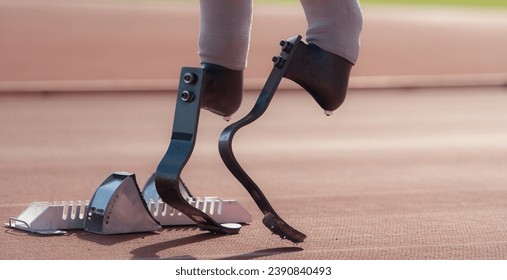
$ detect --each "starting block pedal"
[83,172,161,235]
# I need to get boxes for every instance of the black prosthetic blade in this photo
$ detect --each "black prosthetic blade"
[219,35,307,243]
[155,67,240,235]
[262,214,306,243]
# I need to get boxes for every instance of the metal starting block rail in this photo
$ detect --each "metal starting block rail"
[6,201,88,235]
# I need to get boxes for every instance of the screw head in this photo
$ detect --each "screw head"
[180,90,194,102]
[272,56,285,68]
[279,40,292,52]
[183,72,197,84]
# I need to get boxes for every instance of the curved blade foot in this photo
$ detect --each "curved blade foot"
[155,175,241,235]
[262,213,306,243]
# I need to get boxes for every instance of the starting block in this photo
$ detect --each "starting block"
[5,172,251,235]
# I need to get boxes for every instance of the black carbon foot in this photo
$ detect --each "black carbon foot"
[262,213,307,243]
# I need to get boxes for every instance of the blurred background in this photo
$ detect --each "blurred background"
[0,0,506,91]
[1,0,507,261]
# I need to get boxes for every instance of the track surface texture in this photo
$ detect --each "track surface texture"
[1,0,506,259]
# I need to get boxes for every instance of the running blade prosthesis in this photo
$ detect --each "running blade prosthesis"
[154,35,307,243]
[219,35,307,243]
[154,67,244,235]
